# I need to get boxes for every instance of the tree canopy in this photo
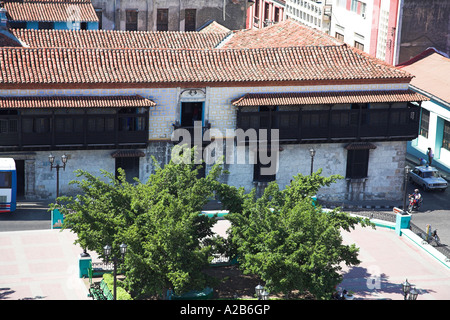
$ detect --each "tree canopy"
[52,149,224,298]
[52,150,372,300]
[215,170,373,299]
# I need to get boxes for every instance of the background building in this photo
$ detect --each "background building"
[290,0,450,66]
[1,0,99,30]
[399,48,450,175]
[91,0,251,31]
[246,0,285,29]
[284,0,332,34]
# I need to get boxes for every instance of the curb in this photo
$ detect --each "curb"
[322,204,396,210]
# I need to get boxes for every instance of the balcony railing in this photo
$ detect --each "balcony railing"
[237,105,420,143]
[0,111,149,151]
[172,121,211,145]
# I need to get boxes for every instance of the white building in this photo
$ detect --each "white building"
[284,0,332,33]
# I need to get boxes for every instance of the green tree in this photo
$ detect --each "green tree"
[52,147,225,299]
[216,170,373,299]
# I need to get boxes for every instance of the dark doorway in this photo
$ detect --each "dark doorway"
[15,159,25,199]
[115,157,140,184]
[181,102,203,127]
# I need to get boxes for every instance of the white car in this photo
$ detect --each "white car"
[408,166,448,191]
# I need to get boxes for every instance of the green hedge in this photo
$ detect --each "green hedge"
[102,273,133,300]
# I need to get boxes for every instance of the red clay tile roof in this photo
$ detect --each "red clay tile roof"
[231,90,429,107]
[0,95,155,108]
[220,19,342,49]
[11,29,228,49]
[4,1,98,22]
[198,21,230,34]
[0,45,413,86]
[398,48,450,103]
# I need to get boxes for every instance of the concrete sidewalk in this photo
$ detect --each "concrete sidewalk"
[1,219,450,300]
[339,224,450,300]
[0,229,90,300]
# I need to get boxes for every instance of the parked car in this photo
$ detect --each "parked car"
[408,166,448,191]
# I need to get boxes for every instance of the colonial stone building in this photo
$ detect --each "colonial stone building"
[90,0,251,31]
[0,19,428,205]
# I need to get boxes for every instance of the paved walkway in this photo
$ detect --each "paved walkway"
[0,229,90,300]
[1,216,450,300]
[339,224,450,300]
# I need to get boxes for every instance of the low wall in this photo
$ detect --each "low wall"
[350,212,450,270]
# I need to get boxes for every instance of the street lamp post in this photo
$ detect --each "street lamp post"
[255,284,269,300]
[49,154,68,200]
[103,243,128,300]
[401,279,419,300]
[403,165,411,212]
[309,148,316,175]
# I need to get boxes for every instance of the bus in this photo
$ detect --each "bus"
[0,158,17,213]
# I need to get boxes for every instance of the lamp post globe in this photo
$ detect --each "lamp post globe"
[408,287,419,300]
[120,243,128,256]
[255,284,264,298]
[103,244,112,259]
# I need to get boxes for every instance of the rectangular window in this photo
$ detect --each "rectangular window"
[115,157,139,183]
[350,0,358,12]
[0,172,12,189]
[157,9,169,31]
[360,2,366,16]
[335,32,344,41]
[0,119,17,133]
[346,149,369,179]
[126,9,138,31]
[354,41,364,51]
[95,8,103,29]
[38,21,54,30]
[419,109,430,138]
[443,120,450,151]
[253,150,277,182]
[185,9,196,31]
[8,21,27,29]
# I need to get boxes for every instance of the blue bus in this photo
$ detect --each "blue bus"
[0,158,16,213]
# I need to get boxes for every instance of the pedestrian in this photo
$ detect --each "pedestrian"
[427,148,434,166]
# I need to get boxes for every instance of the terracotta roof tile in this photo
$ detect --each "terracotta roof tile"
[0,95,155,108]
[231,90,429,107]
[220,19,341,49]
[198,21,230,34]
[4,1,98,22]
[0,45,413,86]
[398,49,450,103]
[11,28,228,49]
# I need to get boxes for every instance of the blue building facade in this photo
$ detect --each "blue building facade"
[400,49,450,175]
[2,0,98,31]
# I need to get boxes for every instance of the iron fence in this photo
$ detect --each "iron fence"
[351,210,450,261]
[409,221,450,261]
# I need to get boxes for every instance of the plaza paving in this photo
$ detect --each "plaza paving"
[0,229,90,300]
[1,217,450,300]
[339,224,450,300]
